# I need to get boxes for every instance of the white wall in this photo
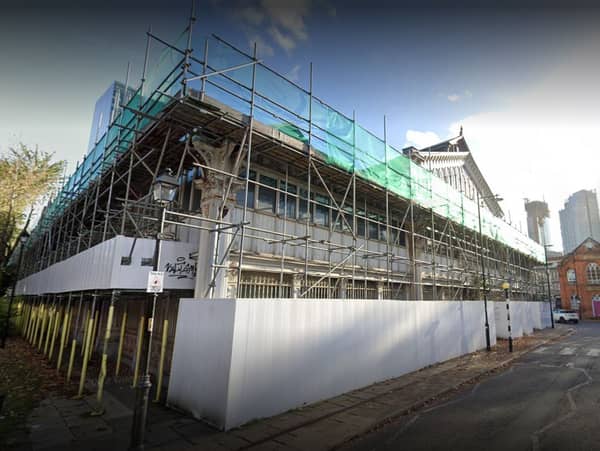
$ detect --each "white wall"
[16,236,197,295]
[494,301,551,339]
[168,299,496,430]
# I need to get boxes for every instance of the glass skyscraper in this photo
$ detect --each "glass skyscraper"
[87,81,135,154]
[560,190,600,253]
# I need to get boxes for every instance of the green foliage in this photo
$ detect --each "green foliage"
[0,143,66,274]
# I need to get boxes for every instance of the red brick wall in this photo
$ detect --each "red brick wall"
[558,242,600,319]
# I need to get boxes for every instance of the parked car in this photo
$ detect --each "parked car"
[553,309,579,324]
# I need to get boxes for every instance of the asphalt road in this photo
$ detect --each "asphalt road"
[343,322,600,451]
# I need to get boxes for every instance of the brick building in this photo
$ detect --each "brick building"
[558,237,600,318]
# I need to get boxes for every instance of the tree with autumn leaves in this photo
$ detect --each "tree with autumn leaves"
[0,143,65,292]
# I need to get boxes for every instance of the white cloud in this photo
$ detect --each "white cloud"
[261,0,310,41]
[237,7,264,26]
[249,34,274,57]
[447,94,460,102]
[405,130,441,148]
[235,0,312,55]
[286,64,302,82]
[268,26,297,53]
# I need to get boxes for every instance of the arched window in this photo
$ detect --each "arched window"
[587,263,600,284]
[567,269,576,284]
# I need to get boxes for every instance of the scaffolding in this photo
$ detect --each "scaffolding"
[19,18,547,302]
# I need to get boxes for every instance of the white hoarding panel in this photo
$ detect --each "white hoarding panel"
[15,236,197,295]
[168,299,497,430]
[494,301,550,339]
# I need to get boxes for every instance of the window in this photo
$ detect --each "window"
[314,194,330,227]
[587,263,600,284]
[235,170,256,209]
[368,220,379,240]
[378,216,387,241]
[257,174,277,213]
[567,269,576,284]
[356,217,365,238]
[298,188,310,220]
[335,207,355,233]
[390,221,407,246]
[278,181,297,219]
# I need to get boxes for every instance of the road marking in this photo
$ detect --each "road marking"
[587,348,600,357]
[533,347,548,354]
[559,347,576,355]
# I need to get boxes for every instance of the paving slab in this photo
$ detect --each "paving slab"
[155,438,196,450]
[69,421,113,439]
[30,429,74,450]
[146,424,186,447]
[230,422,283,443]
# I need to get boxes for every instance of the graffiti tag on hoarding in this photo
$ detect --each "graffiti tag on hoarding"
[164,256,197,280]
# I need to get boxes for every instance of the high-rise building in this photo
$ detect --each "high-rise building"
[524,200,551,245]
[559,189,600,253]
[87,81,135,153]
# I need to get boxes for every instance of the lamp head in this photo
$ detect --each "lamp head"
[152,169,179,204]
[18,229,30,244]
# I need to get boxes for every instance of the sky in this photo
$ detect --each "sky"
[2,0,600,251]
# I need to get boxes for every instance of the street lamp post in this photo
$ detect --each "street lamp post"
[2,229,30,348]
[476,192,502,352]
[542,243,555,329]
[130,170,178,451]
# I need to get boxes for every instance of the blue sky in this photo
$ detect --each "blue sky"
[2,1,600,250]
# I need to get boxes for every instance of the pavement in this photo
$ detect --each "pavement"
[5,325,571,451]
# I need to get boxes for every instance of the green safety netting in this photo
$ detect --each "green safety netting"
[30,31,189,242]
[32,34,545,263]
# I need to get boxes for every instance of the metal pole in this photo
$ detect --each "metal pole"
[88,180,101,248]
[352,111,357,298]
[503,282,513,352]
[543,243,555,328]
[96,290,118,406]
[76,192,90,254]
[431,207,437,299]
[200,39,209,100]
[279,165,289,297]
[141,26,152,99]
[56,293,72,372]
[121,152,135,235]
[409,198,416,299]
[476,192,491,352]
[1,239,26,348]
[384,115,391,298]
[180,0,196,97]
[303,62,313,296]
[103,165,116,241]
[235,43,257,297]
[130,205,163,450]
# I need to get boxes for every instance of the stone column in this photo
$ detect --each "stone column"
[192,137,245,299]
[377,281,384,300]
[339,278,348,299]
[292,273,303,299]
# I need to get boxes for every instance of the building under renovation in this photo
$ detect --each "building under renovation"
[12,21,547,398]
